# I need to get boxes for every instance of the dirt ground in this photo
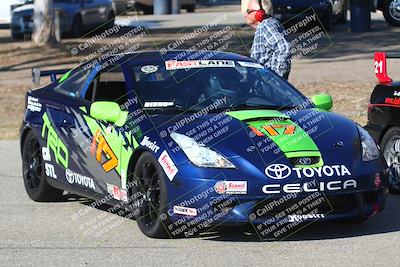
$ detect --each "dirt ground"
[0,13,399,140]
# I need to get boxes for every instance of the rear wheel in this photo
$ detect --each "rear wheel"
[132,152,169,238]
[337,5,347,24]
[381,126,400,193]
[71,15,83,37]
[186,5,196,13]
[22,131,63,201]
[383,0,400,27]
[11,30,23,40]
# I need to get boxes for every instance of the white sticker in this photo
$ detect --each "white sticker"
[27,96,42,112]
[173,206,197,216]
[45,163,57,179]
[141,65,158,74]
[144,102,174,108]
[140,136,160,153]
[214,181,247,195]
[237,61,263,69]
[106,183,128,202]
[165,60,235,70]
[42,147,51,161]
[65,169,95,190]
[158,150,178,181]
[288,214,325,222]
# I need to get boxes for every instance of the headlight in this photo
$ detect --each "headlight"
[357,125,380,162]
[170,132,236,169]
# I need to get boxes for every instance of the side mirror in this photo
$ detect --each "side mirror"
[311,94,333,111]
[90,101,128,127]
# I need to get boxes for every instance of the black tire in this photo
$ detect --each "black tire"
[11,31,23,40]
[132,152,169,238]
[321,9,332,31]
[71,15,83,37]
[381,126,400,193]
[22,131,64,202]
[337,6,347,24]
[383,0,400,26]
[186,5,196,13]
[105,11,115,30]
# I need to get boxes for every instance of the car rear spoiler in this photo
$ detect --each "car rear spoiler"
[374,52,400,84]
[32,68,71,85]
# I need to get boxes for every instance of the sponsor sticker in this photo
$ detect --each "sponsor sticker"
[106,183,128,201]
[173,205,197,216]
[27,96,42,112]
[165,60,235,70]
[214,181,247,195]
[144,102,174,108]
[65,169,95,190]
[288,214,325,222]
[45,163,57,179]
[140,136,160,153]
[394,91,400,97]
[158,150,178,181]
[385,97,400,105]
[141,65,158,74]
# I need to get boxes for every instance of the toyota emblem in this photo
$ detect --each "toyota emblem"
[265,164,291,180]
[299,157,312,165]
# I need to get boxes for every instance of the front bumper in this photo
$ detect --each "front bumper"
[165,171,389,231]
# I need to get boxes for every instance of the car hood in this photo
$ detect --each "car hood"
[147,108,361,170]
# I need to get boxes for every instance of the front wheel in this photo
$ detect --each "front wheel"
[22,131,63,201]
[132,152,169,238]
[381,126,400,193]
[383,0,400,26]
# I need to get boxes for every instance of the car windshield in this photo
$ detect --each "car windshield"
[127,60,311,113]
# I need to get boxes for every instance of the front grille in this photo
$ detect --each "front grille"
[289,156,320,166]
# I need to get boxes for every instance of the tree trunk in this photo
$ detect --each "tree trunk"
[32,0,57,46]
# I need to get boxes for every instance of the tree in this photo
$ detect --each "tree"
[32,0,58,46]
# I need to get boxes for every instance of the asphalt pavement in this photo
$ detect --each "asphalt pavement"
[1,140,400,266]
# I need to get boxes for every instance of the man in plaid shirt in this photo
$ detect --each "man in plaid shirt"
[245,0,291,79]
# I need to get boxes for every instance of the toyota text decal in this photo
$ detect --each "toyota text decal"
[265,164,352,179]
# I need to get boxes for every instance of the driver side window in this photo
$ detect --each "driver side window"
[85,65,128,108]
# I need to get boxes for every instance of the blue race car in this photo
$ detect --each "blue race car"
[20,50,389,238]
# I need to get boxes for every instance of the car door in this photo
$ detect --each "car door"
[69,64,137,201]
[42,67,104,195]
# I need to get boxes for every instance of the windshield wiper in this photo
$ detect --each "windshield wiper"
[229,104,289,110]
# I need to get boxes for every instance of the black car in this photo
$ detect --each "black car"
[366,52,400,192]
[272,0,348,31]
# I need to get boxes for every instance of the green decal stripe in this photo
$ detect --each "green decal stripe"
[58,70,72,83]
[227,110,323,168]
[226,109,289,121]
